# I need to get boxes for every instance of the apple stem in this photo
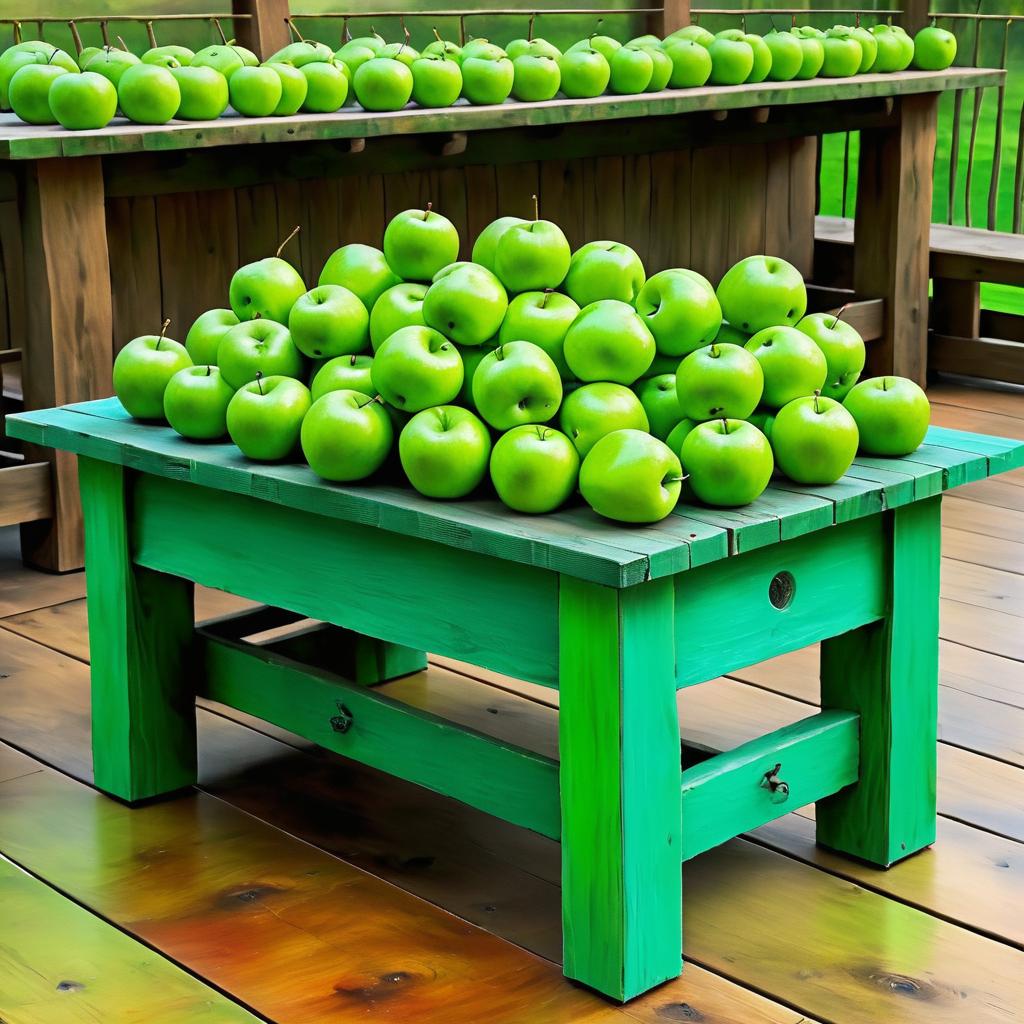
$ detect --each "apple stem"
[883,377,889,392]
[535,425,547,440]
[664,474,686,485]
[276,224,300,259]
[813,388,821,414]
[117,34,129,53]
[423,202,432,220]
[256,371,265,396]
[531,193,539,221]
[205,365,212,377]
[214,18,228,44]
[370,394,384,404]
[433,26,444,45]
[495,344,505,361]
[68,20,84,57]
[156,318,171,351]
[709,342,719,358]
[146,20,158,50]
[540,288,552,309]
[349,354,358,365]
[721,417,729,433]
[286,18,305,43]
[830,302,850,328]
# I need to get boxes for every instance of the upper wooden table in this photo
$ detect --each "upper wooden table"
[8,397,1023,1001]
[0,66,1001,572]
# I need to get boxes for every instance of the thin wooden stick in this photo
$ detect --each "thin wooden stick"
[146,20,157,49]
[1014,91,1024,234]
[985,19,1011,231]
[276,225,301,259]
[67,20,83,56]
[963,17,986,228]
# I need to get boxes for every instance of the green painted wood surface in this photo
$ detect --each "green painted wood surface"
[79,456,197,802]
[817,497,942,866]
[9,402,1021,588]
[675,515,887,688]
[132,472,560,687]
[198,630,560,838]
[0,69,1002,161]
[558,576,681,1001]
[0,855,259,1022]
[679,710,860,862]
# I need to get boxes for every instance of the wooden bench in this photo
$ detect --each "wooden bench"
[815,214,1024,385]
[9,396,1024,1002]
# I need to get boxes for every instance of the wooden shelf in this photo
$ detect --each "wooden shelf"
[0,68,1002,161]
[0,461,51,528]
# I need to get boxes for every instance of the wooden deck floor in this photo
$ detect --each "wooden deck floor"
[0,379,1021,1024]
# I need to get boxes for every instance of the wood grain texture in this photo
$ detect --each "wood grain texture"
[233,0,291,60]
[0,461,50,527]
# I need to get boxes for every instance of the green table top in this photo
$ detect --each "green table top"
[8,398,1023,588]
[0,68,1002,161]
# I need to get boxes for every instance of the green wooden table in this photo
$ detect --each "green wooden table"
[9,397,1024,1002]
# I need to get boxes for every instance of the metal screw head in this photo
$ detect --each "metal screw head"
[769,571,796,609]
[330,703,353,734]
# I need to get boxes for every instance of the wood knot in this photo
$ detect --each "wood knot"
[656,1003,705,1022]
[56,980,85,993]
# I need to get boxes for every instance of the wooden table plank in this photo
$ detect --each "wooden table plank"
[0,69,1002,161]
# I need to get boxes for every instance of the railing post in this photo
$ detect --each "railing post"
[233,0,292,60]
[897,0,930,35]
[654,0,691,38]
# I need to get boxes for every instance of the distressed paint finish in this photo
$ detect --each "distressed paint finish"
[558,576,681,1000]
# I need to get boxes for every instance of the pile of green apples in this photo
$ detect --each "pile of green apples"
[0,19,957,132]
[112,205,931,524]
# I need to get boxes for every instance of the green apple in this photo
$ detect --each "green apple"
[319,243,399,309]
[9,63,70,124]
[85,47,139,89]
[371,324,463,411]
[229,64,282,116]
[172,65,229,119]
[46,71,118,130]
[300,389,393,481]
[913,25,957,70]
[472,340,562,430]
[335,43,376,78]
[511,53,561,101]
[411,53,462,107]
[664,39,713,88]
[845,25,878,72]
[634,373,685,440]
[563,299,655,385]
[310,353,375,401]
[820,29,863,78]
[843,375,930,456]
[383,205,460,282]
[456,339,497,405]
[665,417,697,456]
[794,311,866,400]
[269,40,333,67]
[298,60,347,112]
[423,262,508,345]
[490,425,579,514]
[748,407,776,440]
[870,24,914,72]
[795,36,825,79]
[665,26,715,48]
[744,326,828,408]
[498,290,580,378]
[266,61,308,115]
[217,320,305,388]
[185,308,239,364]
[226,373,311,462]
[353,55,413,111]
[715,30,772,83]
[378,42,421,67]
[676,342,764,421]
[579,429,682,523]
[230,255,306,324]
[461,54,514,104]
[609,45,653,94]
[568,35,620,63]
[422,36,464,64]
[635,268,722,357]
[369,282,428,349]
[77,46,104,71]
[793,26,826,40]
[462,39,506,61]
[764,30,803,81]
[494,216,571,293]
[565,241,645,306]
[338,34,386,60]
[680,419,773,506]
[112,326,192,420]
[191,45,246,78]
[471,216,527,272]
[143,45,194,67]
[163,364,234,440]
[117,63,180,124]
[559,381,648,457]
[627,34,662,49]
[708,37,753,85]
[507,37,560,61]
[1,44,73,108]
[771,392,859,484]
[715,321,752,346]
[288,285,369,359]
[399,405,492,498]
[557,47,610,98]
[642,45,673,90]
[716,254,807,333]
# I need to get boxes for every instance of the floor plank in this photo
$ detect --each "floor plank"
[928,382,1024,422]
[0,854,259,1023]
[0,526,84,617]
[943,526,1024,575]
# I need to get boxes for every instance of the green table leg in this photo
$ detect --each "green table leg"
[558,575,682,1001]
[80,457,197,802]
[817,497,941,865]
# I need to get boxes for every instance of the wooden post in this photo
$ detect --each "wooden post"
[233,0,291,60]
[80,457,198,803]
[853,93,938,386]
[817,498,941,866]
[558,576,682,1001]
[931,277,981,341]
[19,157,112,572]
[653,0,691,39]
[897,0,931,35]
